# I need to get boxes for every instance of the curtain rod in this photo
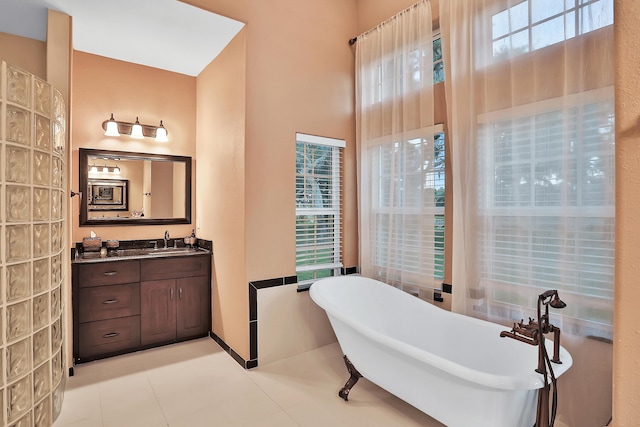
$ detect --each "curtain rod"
[348,0,425,46]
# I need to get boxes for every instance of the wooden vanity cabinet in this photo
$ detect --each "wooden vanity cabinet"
[73,253,211,363]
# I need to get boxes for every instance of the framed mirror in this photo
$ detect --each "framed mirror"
[88,178,128,211]
[79,148,192,226]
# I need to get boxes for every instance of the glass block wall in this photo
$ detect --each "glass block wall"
[0,62,67,426]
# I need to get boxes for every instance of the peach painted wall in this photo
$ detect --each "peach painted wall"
[196,28,248,358]
[188,0,358,361]
[192,0,359,281]
[613,1,640,425]
[71,51,197,243]
[0,32,46,78]
[242,0,357,282]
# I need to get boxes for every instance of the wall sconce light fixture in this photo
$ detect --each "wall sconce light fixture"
[104,113,120,136]
[102,113,169,142]
[131,117,144,139]
[155,121,168,142]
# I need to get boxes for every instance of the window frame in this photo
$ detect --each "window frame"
[295,133,345,290]
[368,124,446,291]
[366,32,444,106]
[433,31,444,84]
[489,0,614,61]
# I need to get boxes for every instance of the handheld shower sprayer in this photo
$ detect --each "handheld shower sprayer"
[537,290,566,366]
[540,289,567,309]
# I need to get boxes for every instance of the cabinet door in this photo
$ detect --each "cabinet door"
[141,280,177,346]
[176,276,210,339]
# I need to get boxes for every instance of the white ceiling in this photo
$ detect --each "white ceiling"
[0,0,245,76]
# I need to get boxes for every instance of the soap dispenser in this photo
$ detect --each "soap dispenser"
[184,229,197,248]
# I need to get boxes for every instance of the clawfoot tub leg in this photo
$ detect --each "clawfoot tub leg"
[338,355,362,401]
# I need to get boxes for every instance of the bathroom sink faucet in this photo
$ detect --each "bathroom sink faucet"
[164,230,170,248]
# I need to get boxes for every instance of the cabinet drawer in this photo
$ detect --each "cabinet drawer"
[79,283,141,323]
[78,316,141,358]
[141,255,210,281]
[78,261,140,287]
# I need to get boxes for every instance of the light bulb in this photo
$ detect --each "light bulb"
[90,165,98,173]
[102,166,109,173]
[155,120,168,142]
[131,117,144,139]
[104,113,120,136]
[113,166,120,174]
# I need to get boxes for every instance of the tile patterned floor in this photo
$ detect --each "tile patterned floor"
[53,338,444,427]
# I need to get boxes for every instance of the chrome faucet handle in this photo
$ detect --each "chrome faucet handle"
[149,241,158,250]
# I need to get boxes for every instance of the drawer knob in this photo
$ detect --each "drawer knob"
[102,299,119,305]
[103,332,120,338]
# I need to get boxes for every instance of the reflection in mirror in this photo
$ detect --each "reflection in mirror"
[79,148,192,226]
[88,178,128,211]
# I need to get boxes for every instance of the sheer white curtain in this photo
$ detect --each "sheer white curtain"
[440,0,614,425]
[356,0,442,297]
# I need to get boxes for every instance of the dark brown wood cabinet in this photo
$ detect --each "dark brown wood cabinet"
[140,279,177,346]
[176,275,209,339]
[141,276,209,346]
[73,252,211,363]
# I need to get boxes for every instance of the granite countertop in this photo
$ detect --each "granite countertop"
[72,245,211,264]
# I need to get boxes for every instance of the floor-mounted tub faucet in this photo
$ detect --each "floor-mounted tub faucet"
[500,289,567,427]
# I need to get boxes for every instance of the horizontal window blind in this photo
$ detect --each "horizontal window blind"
[295,133,344,286]
[370,128,445,289]
[479,96,615,327]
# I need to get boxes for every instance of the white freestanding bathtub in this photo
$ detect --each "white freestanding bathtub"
[310,276,572,427]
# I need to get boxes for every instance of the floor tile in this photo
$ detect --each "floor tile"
[217,388,283,426]
[245,410,299,427]
[53,338,443,427]
[167,403,235,427]
[53,416,104,427]
[53,382,102,426]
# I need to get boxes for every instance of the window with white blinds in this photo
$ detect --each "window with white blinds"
[478,90,615,327]
[295,133,344,288]
[370,126,445,290]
